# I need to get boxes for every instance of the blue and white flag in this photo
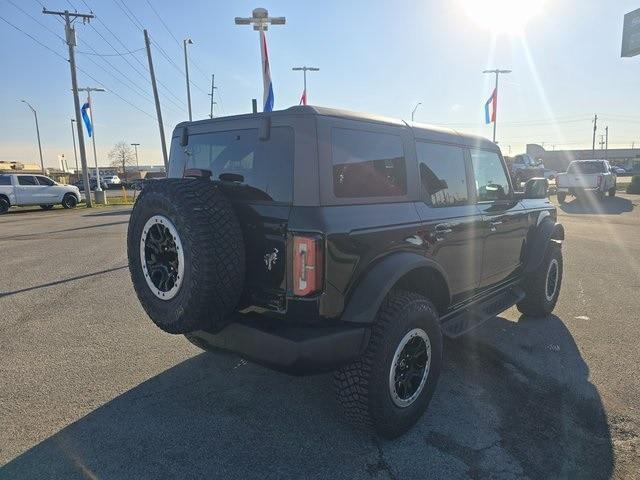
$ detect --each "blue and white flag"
[81,98,93,137]
[260,31,274,112]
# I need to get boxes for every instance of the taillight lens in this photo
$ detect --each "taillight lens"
[293,235,323,296]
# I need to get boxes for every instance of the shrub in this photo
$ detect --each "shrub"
[626,175,640,194]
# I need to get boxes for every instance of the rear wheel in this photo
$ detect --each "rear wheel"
[517,243,563,317]
[40,204,54,210]
[334,290,443,438]
[0,197,9,214]
[61,194,78,209]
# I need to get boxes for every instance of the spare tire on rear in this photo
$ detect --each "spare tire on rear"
[127,178,245,334]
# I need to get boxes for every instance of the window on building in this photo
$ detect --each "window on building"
[416,142,469,206]
[332,128,406,198]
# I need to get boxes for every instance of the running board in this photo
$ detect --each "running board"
[440,285,525,338]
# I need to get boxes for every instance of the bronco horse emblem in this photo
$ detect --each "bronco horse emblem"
[264,248,279,271]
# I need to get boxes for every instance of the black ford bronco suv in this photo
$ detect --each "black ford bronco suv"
[127,106,564,438]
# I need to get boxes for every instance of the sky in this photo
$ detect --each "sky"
[0,0,639,168]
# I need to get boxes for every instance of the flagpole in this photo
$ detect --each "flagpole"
[493,72,498,143]
[78,86,106,202]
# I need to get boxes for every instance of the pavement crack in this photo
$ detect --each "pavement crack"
[366,436,398,480]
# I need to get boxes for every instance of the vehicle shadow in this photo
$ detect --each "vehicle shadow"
[82,208,132,218]
[1,315,614,480]
[557,195,634,215]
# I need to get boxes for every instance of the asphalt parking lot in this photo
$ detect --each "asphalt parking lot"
[1,195,639,479]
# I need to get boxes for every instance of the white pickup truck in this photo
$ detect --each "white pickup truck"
[0,173,81,214]
[555,160,617,204]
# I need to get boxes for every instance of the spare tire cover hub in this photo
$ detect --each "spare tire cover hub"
[140,215,184,300]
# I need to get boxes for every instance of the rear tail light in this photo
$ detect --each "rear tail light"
[293,235,323,296]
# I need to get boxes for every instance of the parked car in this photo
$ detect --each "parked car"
[612,166,626,175]
[0,173,81,213]
[102,175,122,188]
[74,178,108,191]
[126,106,564,438]
[129,178,145,190]
[555,160,617,203]
[506,153,545,185]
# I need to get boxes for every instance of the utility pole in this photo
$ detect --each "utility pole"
[599,134,605,150]
[208,74,217,118]
[70,118,79,177]
[20,100,45,174]
[292,66,319,105]
[605,126,609,160]
[483,69,511,143]
[592,114,598,159]
[78,87,106,204]
[411,102,422,122]
[144,29,169,170]
[43,8,94,207]
[131,143,140,172]
[183,38,194,121]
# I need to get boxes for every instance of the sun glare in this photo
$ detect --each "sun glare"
[458,0,547,35]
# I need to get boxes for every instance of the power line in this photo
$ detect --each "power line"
[0,14,68,61]
[6,0,65,42]
[77,47,145,56]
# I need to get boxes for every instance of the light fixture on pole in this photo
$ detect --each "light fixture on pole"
[292,66,319,105]
[183,38,193,121]
[20,100,45,174]
[70,118,79,176]
[482,69,511,143]
[235,8,286,112]
[411,102,422,122]
[78,87,106,202]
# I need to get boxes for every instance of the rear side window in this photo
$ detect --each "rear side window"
[0,175,10,186]
[332,128,406,198]
[180,127,294,203]
[18,176,37,186]
[417,142,468,206]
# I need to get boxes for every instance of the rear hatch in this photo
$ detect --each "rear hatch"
[169,124,295,312]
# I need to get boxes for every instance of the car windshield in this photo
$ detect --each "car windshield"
[567,162,606,174]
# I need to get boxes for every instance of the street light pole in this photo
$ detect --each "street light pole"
[70,118,79,177]
[411,102,422,122]
[20,100,45,174]
[292,66,319,105]
[78,87,106,201]
[483,69,511,143]
[131,143,140,171]
[184,38,193,121]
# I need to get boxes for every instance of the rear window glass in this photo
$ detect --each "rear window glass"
[331,128,406,198]
[0,175,10,186]
[567,161,606,174]
[175,127,294,203]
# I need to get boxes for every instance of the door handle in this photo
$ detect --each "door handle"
[489,219,503,232]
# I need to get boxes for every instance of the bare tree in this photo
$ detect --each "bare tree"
[108,141,136,184]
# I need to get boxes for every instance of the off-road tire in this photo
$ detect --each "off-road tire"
[0,196,10,214]
[334,289,443,439]
[517,243,563,317]
[61,194,78,209]
[608,186,616,197]
[40,204,54,210]
[127,178,245,334]
[557,192,566,204]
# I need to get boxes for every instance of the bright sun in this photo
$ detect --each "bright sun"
[458,0,547,34]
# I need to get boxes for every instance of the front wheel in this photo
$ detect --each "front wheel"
[517,243,563,317]
[334,290,443,438]
[61,194,78,209]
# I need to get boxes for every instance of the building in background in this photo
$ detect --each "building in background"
[527,144,640,173]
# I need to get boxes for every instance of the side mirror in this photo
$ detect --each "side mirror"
[524,177,548,199]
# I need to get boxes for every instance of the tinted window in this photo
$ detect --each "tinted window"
[36,176,55,186]
[417,142,468,206]
[183,127,294,203]
[18,176,37,186]
[332,128,406,198]
[471,150,510,202]
[0,175,10,186]
[567,161,606,174]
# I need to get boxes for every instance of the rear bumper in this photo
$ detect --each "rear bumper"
[557,186,600,193]
[185,317,370,375]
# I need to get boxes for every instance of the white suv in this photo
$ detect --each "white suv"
[102,175,122,188]
[0,173,81,213]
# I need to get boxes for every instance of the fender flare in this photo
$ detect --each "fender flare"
[341,251,451,324]
[523,218,564,274]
